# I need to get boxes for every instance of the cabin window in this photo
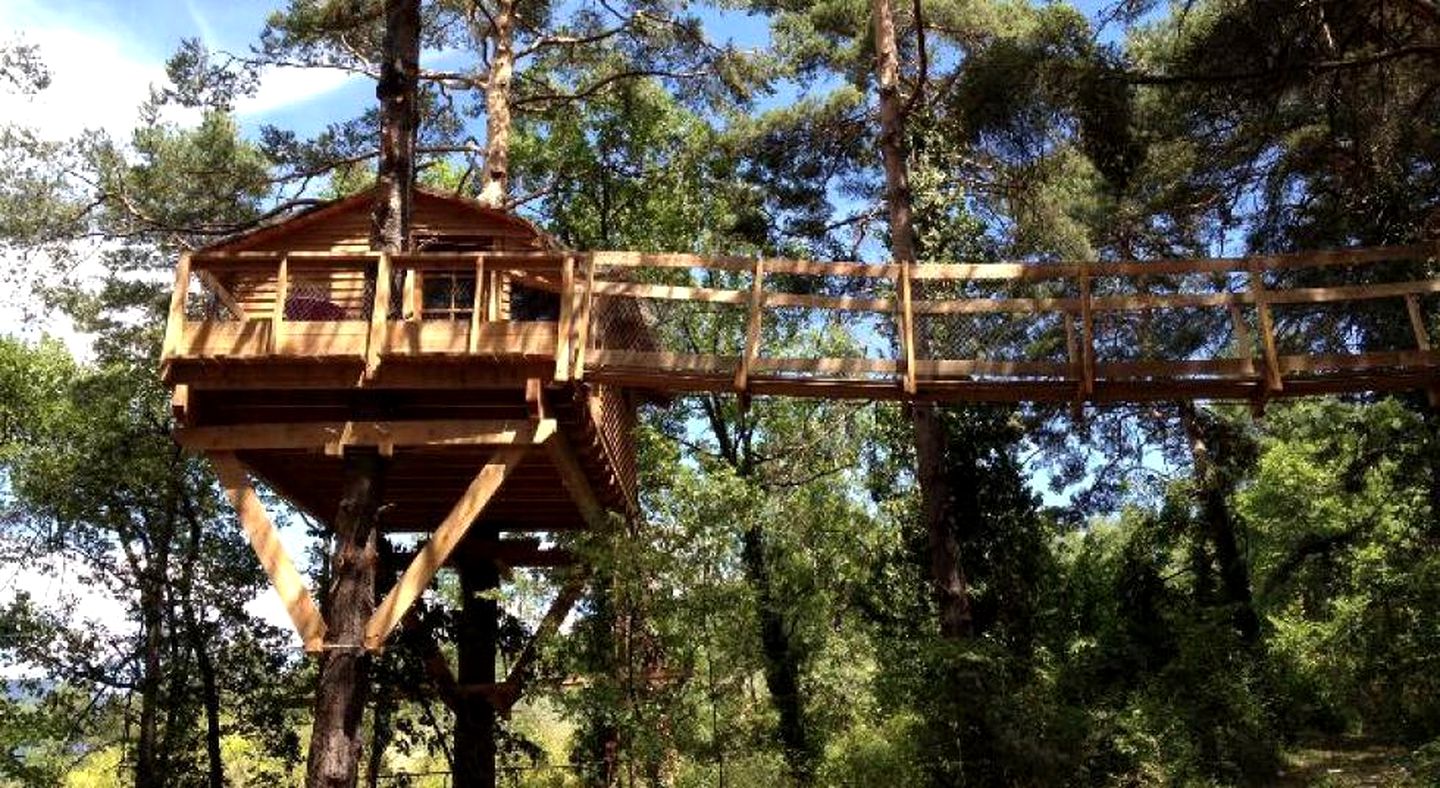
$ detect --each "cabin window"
[421,272,476,320]
[511,284,560,321]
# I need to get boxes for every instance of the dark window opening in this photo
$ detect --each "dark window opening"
[511,285,560,321]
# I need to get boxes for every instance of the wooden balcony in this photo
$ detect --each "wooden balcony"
[162,249,639,518]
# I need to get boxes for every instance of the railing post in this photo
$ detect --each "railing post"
[1064,308,1082,418]
[1229,303,1256,378]
[469,256,486,354]
[573,253,597,381]
[163,251,192,362]
[271,255,289,355]
[1249,259,1283,392]
[735,257,766,393]
[365,252,392,380]
[555,254,575,381]
[1406,294,1440,407]
[899,260,917,395]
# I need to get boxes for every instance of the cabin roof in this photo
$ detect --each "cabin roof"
[202,185,561,253]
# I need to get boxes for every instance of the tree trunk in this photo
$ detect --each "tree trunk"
[370,0,420,250]
[477,0,516,208]
[181,497,225,788]
[134,575,166,788]
[740,523,815,785]
[871,0,972,639]
[307,1,415,782]
[454,559,500,788]
[306,451,386,787]
[1177,401,1260,644]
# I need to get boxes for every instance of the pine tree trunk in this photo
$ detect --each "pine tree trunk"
[740,523,815,784]
[871,0,972,639]
[370,0,420,250]
[306,2,415,783]
[454,559,500,788]
[1177,402,1260,644]
[181,498,224,788]
[307,452,386,787]
[477,0,516,208]
[134,576,166,788]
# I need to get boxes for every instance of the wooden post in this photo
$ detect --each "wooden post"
[573,253,596,380]
[1249,260,1283,392]
[162,251,191,361]
[735,257,766,393]
[1064,310,1082,418]
[486,271,500,321]
[1404,294,1440,408]
[555,255,576,381]
[899,260,917,395]
[469,257,486,354]
[1229,303,1256,377]
[365,253,392,380]
[271,255,289,355]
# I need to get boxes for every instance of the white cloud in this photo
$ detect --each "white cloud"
[0,24,183,141]
[236,64,358,118]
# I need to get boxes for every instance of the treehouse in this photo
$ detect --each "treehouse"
[161,186,639,654]
[161,184,1440,655]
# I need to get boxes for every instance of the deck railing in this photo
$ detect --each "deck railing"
[162,250,574,374]
[165,244,1440,404]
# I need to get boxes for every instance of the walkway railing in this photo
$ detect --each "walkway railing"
[565,244,1440,404]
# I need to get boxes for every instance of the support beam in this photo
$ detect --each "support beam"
[209,452,327,653]
[175,418,557,453]
[501,572,587,693]
[197,270,249,321]
[364,447,528,650]
[542,429,608,530]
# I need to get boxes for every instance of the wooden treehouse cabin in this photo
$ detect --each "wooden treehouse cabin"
[161,184,1440,670]
[162,187,639,669]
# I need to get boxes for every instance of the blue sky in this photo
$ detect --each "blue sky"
[1,0,1129,142]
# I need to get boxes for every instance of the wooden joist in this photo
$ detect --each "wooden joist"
[175,418,558,453]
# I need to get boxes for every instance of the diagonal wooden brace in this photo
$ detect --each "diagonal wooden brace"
[209,452,327,653]
[364,446,529,651]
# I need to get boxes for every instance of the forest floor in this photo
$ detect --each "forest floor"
[1276,736,1419,786]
